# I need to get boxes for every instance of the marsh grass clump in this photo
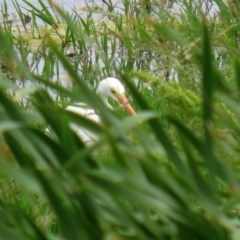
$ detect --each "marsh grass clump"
[0,0,240,239]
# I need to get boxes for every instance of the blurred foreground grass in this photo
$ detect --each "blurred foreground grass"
[1,0,240,239]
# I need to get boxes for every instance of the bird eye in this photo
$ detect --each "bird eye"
[111,89,116,94]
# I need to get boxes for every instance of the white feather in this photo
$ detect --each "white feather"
[66,103,101,145]
[65,77,135,145]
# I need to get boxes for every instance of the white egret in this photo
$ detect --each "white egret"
[66,77,136,145]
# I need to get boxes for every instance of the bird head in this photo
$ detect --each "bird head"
[96,77,136,115]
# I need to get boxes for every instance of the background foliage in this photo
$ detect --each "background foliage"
[0,0,240,239]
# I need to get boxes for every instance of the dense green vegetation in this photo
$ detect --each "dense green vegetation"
[1,0,240,239]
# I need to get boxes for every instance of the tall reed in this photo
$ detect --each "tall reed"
[0,0,240,239]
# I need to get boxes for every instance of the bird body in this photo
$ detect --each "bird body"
[66,77,135,145]
[66,103,101,144]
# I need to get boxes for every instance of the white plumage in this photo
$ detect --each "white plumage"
[66,77,136,145]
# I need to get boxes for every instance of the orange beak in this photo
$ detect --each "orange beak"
[117,95,136,116]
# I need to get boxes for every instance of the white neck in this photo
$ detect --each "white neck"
[101,96,113,110]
